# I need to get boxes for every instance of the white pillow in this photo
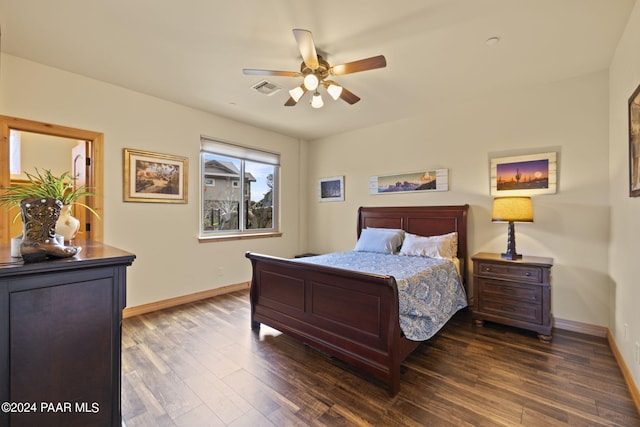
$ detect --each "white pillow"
[354,228,405,254]
[399,232,458,259]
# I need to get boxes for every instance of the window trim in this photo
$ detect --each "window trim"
[199,137,280,239]
[198,231,283,243]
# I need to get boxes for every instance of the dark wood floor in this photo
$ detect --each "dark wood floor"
[121,290,640,426]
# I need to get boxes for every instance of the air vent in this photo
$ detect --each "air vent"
[251,80,282,96]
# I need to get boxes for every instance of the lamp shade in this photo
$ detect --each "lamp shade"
[492,197,533,222]
[310,92,324,109]
[325,81,343,100]
[289,86,305,102]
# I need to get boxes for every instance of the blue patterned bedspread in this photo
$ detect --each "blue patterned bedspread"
[293,251,468,341]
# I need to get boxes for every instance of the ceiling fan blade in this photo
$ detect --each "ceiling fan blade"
[242,69,301,77]
[339,87,361,104]
[330,55,387,76]
[284,97,298,106]
[293,29,319,70]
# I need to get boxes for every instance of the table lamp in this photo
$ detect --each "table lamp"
[492,196,533,260]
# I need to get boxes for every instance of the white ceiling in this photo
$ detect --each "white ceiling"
[0,0,635,140]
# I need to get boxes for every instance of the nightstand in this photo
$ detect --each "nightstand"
[471,252,553,343]
[294,253,319,258]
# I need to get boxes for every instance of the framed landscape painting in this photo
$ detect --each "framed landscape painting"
[318,176,344,202]
[490,152,557,196]
[123,148,188,203]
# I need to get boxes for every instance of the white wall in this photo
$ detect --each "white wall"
[13,132,78,180]
[307,69,612,328]
[0,54,305,307]
[609,0,640,391]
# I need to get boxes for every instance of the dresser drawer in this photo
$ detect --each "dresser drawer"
[476,262,543,283]
[478,279,542,304]
[478,298,542,324]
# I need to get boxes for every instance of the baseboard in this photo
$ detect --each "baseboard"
[608,330,640,413]
[122,282,250,319]
[553,317,608,337]
[555,318,639,413]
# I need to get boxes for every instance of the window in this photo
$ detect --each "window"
[200,137,279,238]
[9,129,21,175]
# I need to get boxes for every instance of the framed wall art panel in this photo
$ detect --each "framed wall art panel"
[368,169,449,194]
[318,176,344,202]
[123,148,188,203]
[490,152,556,196]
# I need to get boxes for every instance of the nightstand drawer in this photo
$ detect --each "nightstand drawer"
[478,280,541,304]
[476,262,543,283]
[478,299,542,324]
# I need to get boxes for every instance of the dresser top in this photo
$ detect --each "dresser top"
[471,252,553,267]
[0,240,135,276]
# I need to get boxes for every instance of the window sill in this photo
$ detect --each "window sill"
[198,231,282,243]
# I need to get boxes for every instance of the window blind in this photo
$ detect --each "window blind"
[201,137,280,165]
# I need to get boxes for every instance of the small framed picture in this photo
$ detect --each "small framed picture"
[490,152,557,196]
[318,176,344,202]
[123,148,188,203]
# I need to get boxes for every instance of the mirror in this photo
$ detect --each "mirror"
[0,115,104,244]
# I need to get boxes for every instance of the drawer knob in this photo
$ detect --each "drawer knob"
[485,267,492,272]
[525,272,531,276]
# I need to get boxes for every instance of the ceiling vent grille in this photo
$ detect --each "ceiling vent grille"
[251,80,281,96]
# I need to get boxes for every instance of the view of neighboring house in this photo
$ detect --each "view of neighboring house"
[202,158,256,230]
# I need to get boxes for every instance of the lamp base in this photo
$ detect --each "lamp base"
[501,252,522,260]
[502,221,522,260]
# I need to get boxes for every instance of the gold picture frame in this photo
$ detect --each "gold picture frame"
[123,148,188,203]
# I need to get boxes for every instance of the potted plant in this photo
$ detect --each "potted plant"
[0,168,99,241]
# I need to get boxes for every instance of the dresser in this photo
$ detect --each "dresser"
[0,241,135,427]
[471,252,553,342]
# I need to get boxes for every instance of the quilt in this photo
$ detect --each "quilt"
[294,251,468,341]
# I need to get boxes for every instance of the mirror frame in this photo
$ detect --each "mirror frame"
[0,115,104,243]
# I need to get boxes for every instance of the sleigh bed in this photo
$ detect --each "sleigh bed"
[245,205,469,396]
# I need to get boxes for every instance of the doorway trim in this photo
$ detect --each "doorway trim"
[0,115,104,243]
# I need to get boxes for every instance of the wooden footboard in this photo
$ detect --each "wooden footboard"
[246,252,417,396]
[246,204,469,396]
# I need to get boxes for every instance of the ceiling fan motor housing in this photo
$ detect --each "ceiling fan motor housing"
[300,56,331,81]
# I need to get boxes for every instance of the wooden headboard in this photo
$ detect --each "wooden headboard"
[357,205,470,285]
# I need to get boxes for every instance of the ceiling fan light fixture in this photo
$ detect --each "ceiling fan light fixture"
[243,29,386,109]
[326,82,343,100]
[289,86,305,102]
[311,91,324,109]
[303,74,319,91]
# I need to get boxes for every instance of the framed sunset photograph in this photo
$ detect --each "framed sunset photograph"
[490,152,557,196]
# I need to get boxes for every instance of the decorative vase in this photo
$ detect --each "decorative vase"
[55,204,80,242]
[20,197,79,262]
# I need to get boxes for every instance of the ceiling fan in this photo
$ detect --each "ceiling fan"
[243,29,387,108]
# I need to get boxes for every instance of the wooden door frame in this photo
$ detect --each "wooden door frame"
[0,115,104,243]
